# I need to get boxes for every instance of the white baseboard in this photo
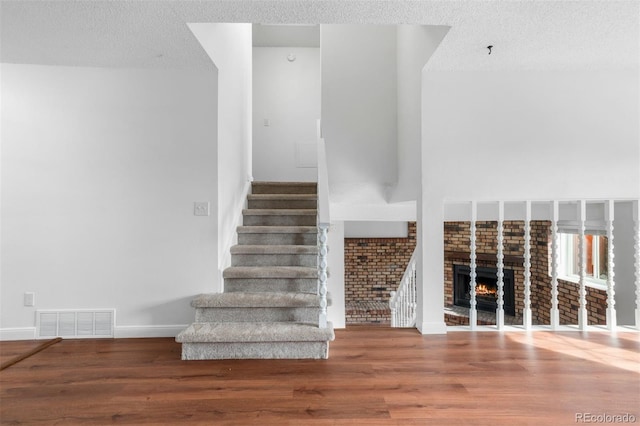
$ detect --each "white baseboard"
[0,327,37,341]
[417,321,448,335]
[114,325,188,338]
[1,325,188,340]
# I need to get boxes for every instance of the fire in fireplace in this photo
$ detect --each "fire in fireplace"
[453,265,515,316]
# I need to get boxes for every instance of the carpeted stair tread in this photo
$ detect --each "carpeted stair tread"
[252,181,317,195]
[242,208,317,216]
[248,194,317,201]
[191,292,322,308]
[237,226,317,234]
[230,245,318,255]
[176,322,334,343]
[223,266,317,279]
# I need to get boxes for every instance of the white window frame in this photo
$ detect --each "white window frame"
[557,231,608,290]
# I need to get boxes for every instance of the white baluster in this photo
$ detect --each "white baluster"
[605,200,616,330]
[633,200,640,330]
[496,201,505,330]
[578,200,588,330]
[318,224,329,328]
[523,201,532,330]
[550,201,560,330]
[470,201,478,330]
[389,291,396,327]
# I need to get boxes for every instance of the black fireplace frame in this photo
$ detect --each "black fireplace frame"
[453,264,515,316]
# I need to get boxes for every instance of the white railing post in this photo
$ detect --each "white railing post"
[316,119,330,329]
[550,200,560,330]
[578,200,588,330]
[318,224,328,328]
[605,200,616,330]
[633,200,640,330]
[523,200,532,330]
[496,201,505,330]
[470,201,478,330]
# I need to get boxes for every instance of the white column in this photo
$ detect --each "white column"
[496,201,505,330]
[469,201,478,330]
[389,291,397,327]
[550,200,560,330]
[605,200,616,330]
[318,224,329,328]
[634,200,640,330]
[523,200,532,330]
[578,200,588,330]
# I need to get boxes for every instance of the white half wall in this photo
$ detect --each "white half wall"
[1,63,218,337]
[321,24,398,206]
[189,23,253,283]
[253,47,320,182]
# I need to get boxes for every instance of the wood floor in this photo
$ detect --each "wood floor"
[1,327,638,425]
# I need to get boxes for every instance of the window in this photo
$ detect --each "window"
[558,233,609,284]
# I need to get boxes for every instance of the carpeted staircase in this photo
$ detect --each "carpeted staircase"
[176,182,335,360]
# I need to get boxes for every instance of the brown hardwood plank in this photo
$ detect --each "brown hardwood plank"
[1,328,638,425]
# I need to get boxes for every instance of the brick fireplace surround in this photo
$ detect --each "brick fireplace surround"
[344,221,608,326]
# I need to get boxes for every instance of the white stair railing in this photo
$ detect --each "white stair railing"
[390,250,417,327]
[317,119,330,328]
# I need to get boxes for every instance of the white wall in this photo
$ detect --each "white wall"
[417,69,640,333]
[392,25,448,203]
[253,47,320,182]
[0,63,218,338]
[188,24,253,282]
[321,25,398,211]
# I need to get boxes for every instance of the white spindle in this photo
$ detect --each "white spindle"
[389,291,397,327]
[578,200,588,330]
[523,201,532,329]
[550,200,560,330]
[605,200,616,330]
[470,201,478,330]
[496,201,505,330]
[634,200,640,330]
[318,224,329,328]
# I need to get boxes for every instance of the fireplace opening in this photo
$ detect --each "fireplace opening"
[453,265,515,316]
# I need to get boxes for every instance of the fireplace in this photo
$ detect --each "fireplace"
[453,265,515,316]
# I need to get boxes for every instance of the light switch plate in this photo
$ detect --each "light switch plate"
[194,202,210,216]
[24,292,35,307]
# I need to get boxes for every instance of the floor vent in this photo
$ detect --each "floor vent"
[36,309,115,339]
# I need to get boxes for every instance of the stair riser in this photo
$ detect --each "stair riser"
[182,341,329,360]
[252,184,317,195]
[231,254,317,267]
[243,215,316,227]
[238,233,317,245]
[248,199,317,209]
[195,307,319,324]
[224,278,317,293]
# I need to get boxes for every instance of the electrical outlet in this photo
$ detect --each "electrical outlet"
[194,202,210,216]
[24,292,35,307]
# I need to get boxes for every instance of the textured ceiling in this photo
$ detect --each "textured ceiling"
[1,0,638,71]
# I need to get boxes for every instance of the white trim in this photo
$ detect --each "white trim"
[0,327,37,341]
[219,179,252,288]
[417,321,448,334]
[558,274,607,291]
[447,324,639,333]
[114,325,189,338]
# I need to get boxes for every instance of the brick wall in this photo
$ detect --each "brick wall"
[344,222,416,324]
[444,221,607,326]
